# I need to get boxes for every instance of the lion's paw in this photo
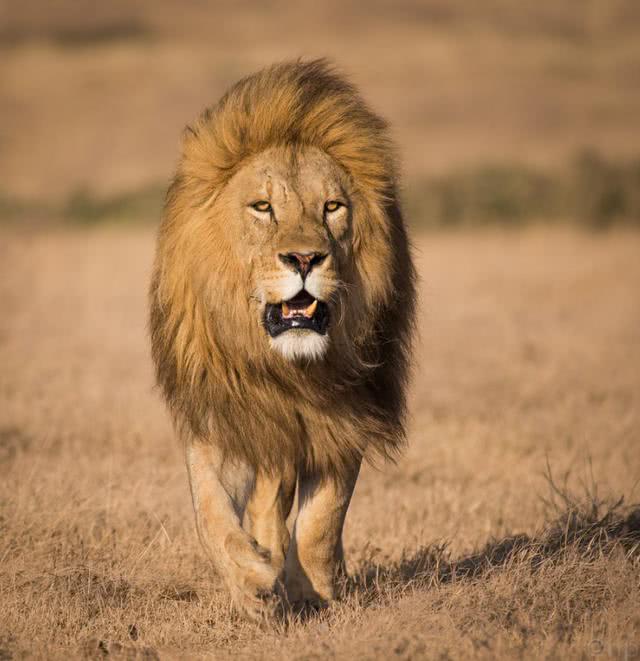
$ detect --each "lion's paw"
[224,533,281,621]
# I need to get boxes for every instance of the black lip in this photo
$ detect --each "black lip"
[263,291,330,338]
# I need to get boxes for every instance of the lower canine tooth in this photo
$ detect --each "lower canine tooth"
[282,302,290,317]
[304,299,318,318]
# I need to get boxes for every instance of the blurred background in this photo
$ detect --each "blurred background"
[1,0,640,228]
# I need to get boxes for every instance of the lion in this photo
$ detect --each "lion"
[149,59,416,618]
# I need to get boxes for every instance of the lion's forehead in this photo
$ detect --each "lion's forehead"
[238,146,349,208]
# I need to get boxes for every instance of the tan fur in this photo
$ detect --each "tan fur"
[149,60,416,616]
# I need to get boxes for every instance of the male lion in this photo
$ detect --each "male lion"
[149,60,416,618]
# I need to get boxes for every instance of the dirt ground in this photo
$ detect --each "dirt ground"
[0,225,638,659]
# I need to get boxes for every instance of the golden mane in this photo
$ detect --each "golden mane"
[149,59,416,478]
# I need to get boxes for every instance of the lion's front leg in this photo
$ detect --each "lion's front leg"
[244,466,297,579]
[284,460,361,609]
[185,439,279,620]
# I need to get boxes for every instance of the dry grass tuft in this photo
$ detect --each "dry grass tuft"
[349,479,640,603]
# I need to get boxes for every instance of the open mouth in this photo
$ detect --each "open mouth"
[263,290,330,338]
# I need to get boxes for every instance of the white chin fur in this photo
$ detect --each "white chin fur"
[270,330,329,360]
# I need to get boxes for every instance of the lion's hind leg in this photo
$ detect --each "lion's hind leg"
[185,439,279,620]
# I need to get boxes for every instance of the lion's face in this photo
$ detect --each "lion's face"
[218,145,353,360]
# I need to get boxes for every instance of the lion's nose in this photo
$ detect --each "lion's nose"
[278,252,327,278]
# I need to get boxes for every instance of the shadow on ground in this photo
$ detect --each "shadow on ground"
[346,492,640,608]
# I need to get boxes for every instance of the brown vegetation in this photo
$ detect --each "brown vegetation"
[1,226,638,658]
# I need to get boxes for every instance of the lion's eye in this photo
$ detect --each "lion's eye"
[324,200,344,214]
[251,200,272,213]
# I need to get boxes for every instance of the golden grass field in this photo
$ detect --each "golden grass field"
[1,225,639,659]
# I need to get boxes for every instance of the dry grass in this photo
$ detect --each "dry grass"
[0,225,639,659]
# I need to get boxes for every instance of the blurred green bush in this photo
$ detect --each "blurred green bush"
[405,150,640,229]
